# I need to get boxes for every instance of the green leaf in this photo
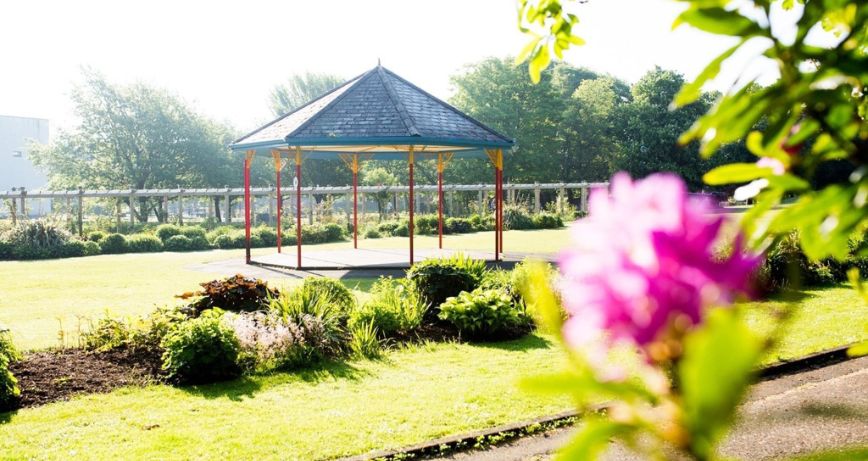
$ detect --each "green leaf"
[678,308,763,459]
[555,419,630,461]
[528,47,552,84]
[674,39,745,107]
[516,37,541,65]
[766,174,809,192]
[673,7,762,36]
[703,163,771,185]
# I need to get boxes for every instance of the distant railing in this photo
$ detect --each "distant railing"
[0,182,608,234]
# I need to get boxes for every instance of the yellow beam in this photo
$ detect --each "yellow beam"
[271,149,285,172]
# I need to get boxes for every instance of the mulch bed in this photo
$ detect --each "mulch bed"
[8,348,162,410]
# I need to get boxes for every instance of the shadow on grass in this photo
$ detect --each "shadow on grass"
[178,359,372,401]
[471,334,553,352]
[0,409,14,424]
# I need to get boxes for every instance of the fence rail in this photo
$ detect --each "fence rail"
[1,182,608,235]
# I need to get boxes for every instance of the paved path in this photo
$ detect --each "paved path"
[429,356,868,461]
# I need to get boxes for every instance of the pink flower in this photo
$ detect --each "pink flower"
[558,173,761,349]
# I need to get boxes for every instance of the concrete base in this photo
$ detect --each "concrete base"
[250,248,512,270]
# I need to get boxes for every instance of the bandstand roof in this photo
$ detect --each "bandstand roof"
[231,64,513,159]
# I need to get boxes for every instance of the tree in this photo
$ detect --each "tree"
[29,70,240,222]
[361,166,398,220]
[269,72,345,116]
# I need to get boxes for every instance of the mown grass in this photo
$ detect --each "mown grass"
[0,335,570,461]
[0,229,570,350]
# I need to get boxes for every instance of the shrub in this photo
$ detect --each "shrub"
[348,320,382,359]
[127,234,164,253]
[269,288,346,355]
[253,227,278,246]
[445,217,473,234]
[98,233,129,254]
[302,278,355,313]
[0,242,11,259]
[407,253,487,317]
[2,220,72,259]
[469,214,494,231]
[438,289,532,340]
[155,224,182,242]
[377,221,400,235]
[503,204,535,230]
[0,329,21,410]
[59,239,90,258]
[364,228,382,239]
[756,232,839,292]
[393,222,409,237]
[185,274,279,314]
[160,310,242,384]
[179,226,207,241]
[349,278,428,338]
[322,223,345,241]
[164,235,193,251]
[82,317,133,351]
[415,214,439,235]
[87,230,107,242]
[212,234,235,249]
[532,212,563,229]
[83,240,101,256]
[83,307,189,355]
[225,311,311,371]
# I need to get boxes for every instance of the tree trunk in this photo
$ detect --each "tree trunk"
[214,196,222,222]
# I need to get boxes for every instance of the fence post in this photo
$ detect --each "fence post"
[19,188,26,219]
[558,184,566,214]
[78,189,84,237]
[178,191,184,225]
[224,190,231,223]
[129,191,136,225]
[308,191,314,225]
[448,187,454,216]
[478,188,485,215]
[115,200,121,232]
[534,184,541,213]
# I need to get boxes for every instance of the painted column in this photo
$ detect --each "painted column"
[244,150,254,264]
[438,153,444,249]
[272,150,284,254]
[353,154,359,249]
[408,146,415,265]
[295,147,303,269]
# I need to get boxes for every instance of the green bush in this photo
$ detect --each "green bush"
[87,230,107,242]
[179,226,207,240]
[756,233,839,292]
[253,227,278,246]
[58,239,89,258]
[302,278,355,313]
[83,240,101,256]
[532,212,563,229]
[1,220,72,259]
[98,233,129,254]
[155,224,182,242]
[406,253,487,319]
[416,214,439,235]
[393,222,409,237]
[323,223,345,241]
[212,234,235,249]
[0,242,11,259]
[127,234,164,253]
[164,235,193,251]
[349,278,427,338]
[503,204,535,230]
[438,289,531,340]
[160,310,242,384]
[188,274,279,314]
[445,217,473,234]
[269,288,346,355]
[377,221,400,235]
[0,329,21,410]
[83,307,188,355]
[348,320,382,359]
[364,228,382,239]
[469,214,494,231]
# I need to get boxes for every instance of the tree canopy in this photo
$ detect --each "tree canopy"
[269,72,345,116]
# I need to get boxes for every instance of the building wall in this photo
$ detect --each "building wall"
[0,115,50,217]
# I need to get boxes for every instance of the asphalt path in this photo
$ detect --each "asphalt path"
[429,356,868,461]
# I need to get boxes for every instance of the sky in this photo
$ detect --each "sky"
[0,0,771,136]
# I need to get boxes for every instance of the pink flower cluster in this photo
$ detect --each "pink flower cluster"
[558,173,761,348]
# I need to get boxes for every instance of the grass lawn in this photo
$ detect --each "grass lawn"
[1,228,867,459]
[0,335,571,460]
[0,229,571,350]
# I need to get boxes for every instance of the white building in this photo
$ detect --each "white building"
[0,115,50,217]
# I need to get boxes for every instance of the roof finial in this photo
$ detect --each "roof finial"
[377,57,381,67]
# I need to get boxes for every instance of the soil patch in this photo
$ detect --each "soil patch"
[9,348,162,409]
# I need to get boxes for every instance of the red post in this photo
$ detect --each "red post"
[438,168,443,250]
[353,155,358,249]
[409,147,415,265]
[275,155,282,254]
[498,164,504,255]
[494,165,499,261]
[295,148,302,269]
[244,152,252,264]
